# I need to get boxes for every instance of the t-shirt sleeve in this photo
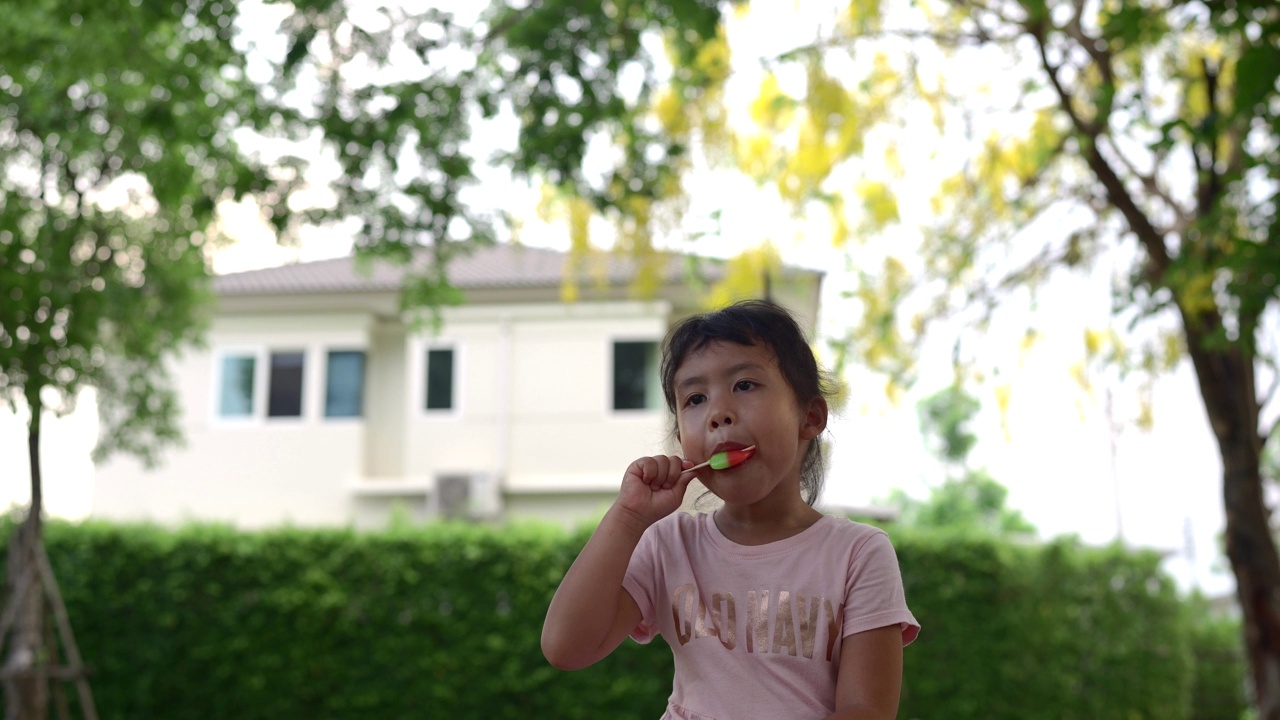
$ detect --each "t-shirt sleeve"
[622,523,660,644]
[843,530,921,646]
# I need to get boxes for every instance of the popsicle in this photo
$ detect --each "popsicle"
[683,445,756,473]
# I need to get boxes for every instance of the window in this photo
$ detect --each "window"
[325,350,366,418]
[215,348,315,421]
[613,341,660,410]
[218,355,256,417]
[267,351,305,417]
[424,347,455,411]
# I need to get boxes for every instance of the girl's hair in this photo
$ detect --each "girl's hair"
[659,299,838,506]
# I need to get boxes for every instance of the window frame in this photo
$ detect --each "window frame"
[609,337,662,414]
[212,347,264,423]
[265,349,307,419]
[212,344,364,425]
[323,348,367,420]
[421,343,460,417]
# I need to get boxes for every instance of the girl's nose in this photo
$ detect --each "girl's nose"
[709,411,734,429]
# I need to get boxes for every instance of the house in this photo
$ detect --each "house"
[91,243,824,529]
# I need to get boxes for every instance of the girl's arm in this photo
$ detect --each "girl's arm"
[541,454,693,671]
[825,625,904,720]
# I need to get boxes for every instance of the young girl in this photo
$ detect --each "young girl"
[542,299,919,720]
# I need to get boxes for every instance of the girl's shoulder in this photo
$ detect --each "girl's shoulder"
[756,516,905,570]
[818,514,893,538]
[805,515,894,548]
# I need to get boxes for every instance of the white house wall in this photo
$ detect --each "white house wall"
[363,317,408,478]
[402,300,674,498]
[93,312,379,527]
[91,282,825,529]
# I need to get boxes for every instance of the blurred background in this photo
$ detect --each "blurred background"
[1,0,1275,716]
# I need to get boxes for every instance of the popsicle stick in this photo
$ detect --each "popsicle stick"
[682,445,756,473]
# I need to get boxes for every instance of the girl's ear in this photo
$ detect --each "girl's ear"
[800,396,828,440]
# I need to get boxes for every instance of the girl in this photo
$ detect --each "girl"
[542,300,919,720]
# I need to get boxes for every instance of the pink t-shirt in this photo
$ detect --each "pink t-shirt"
[622,512,919,720]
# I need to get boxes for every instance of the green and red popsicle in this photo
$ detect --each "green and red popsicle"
[683,445,756,473]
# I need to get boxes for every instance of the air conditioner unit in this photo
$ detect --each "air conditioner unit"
[434,472,502,520]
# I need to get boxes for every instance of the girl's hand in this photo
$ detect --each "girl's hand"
[615,455,695,527]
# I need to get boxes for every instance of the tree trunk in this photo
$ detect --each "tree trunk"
[1185,337,1280,718]
[3,397,47,720]
[1223,443,1280,719]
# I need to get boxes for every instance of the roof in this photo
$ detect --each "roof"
[212,243,749,296]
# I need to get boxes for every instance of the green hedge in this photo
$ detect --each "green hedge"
[40,521,672,720]
[895,531,1194,719]
[1185,594,1249,720]
[0,520,1242,719]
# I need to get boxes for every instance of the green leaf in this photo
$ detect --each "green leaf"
[1235,43,1280,115]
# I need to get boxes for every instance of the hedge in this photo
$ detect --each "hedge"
[1185,594,1249,720]
[895,530,1193,719]
[0,519,1243,719]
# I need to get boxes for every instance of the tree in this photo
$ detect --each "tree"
[0,1,309,715]
[884,385,1037,537]
[259,0,731,307]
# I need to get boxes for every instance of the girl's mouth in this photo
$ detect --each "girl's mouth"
[683,446,757,474]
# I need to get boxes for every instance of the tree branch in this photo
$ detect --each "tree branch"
[1101,134,1190,230]
[1030,21,1171,287]
[767,26,1020,66]
[774,0,1025,63]
[1197,56,1223,217]
[1261,372,1279,446]
[481,1,541,47]
[1032,24,1100,136]
[1058,3,1187,230]
[1065,0,1114,95]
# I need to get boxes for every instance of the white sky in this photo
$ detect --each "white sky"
[0,0,1243,597]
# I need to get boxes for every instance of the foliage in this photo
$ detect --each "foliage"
[0,517,1213,720]
[34,520,673,720]
[895,531,1193,719]
[918,385,982,464]
[1184,594,1250,720]
[884,470,1036,538]
[0,0,307,465]
[714,0,1280,395]
[883,386,1037,537]
[256,0,735,309]
[0,0,745,454]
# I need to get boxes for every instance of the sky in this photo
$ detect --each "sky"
[0,0,1247,598]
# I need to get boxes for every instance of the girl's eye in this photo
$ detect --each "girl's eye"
[684,393,706,407]
[734,380,755,391]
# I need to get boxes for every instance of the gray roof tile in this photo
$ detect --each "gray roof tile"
[213,243,762,296]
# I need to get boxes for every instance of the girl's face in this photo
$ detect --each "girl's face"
[672,340,826,509]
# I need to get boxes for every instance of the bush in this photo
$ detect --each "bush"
[0,518,1231,719]
[40,520,673,720]
[894,531,1192,720]
[1184,594,1248,720]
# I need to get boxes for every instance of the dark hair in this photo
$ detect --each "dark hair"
[659,299,837,505]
